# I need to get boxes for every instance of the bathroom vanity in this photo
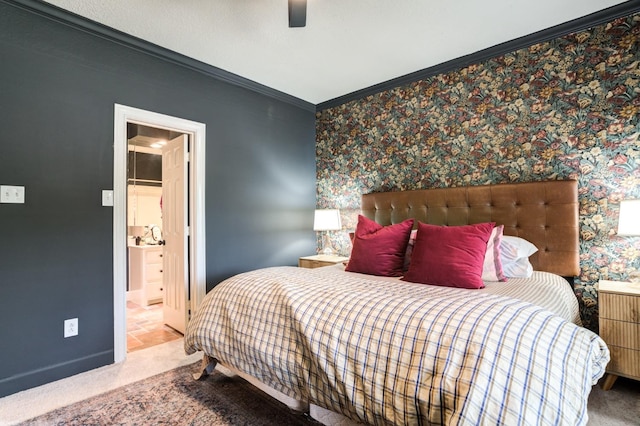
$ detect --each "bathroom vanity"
[128,245,164,306]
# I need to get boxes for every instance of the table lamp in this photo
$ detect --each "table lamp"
[128,225,146,246]
[314,209,342,255]
[618,199,640,282]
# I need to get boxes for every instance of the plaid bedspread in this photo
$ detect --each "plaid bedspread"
[185,266,609,425]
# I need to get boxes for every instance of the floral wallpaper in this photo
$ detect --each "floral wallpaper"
[315,13,640,331]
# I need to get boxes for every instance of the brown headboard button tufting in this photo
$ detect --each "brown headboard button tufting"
[361,180,579,277]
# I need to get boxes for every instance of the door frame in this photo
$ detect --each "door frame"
[113,104,206,363]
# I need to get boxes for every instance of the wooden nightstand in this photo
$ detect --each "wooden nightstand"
[298,254,349,269]
[599,279,640,390]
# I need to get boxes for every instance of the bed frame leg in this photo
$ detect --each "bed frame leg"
[192,354,218,380]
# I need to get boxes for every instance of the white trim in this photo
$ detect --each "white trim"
[113,104,206,363]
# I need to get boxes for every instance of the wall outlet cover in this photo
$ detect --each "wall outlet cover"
[64,318,78,338]
[1,185,25,204]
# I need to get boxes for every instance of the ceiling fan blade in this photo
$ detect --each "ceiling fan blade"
[288,0,307,27]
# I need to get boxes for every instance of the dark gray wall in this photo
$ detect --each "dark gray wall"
[0,1,316,397]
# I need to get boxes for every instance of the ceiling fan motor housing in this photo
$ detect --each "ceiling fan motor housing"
[288,0,307,27]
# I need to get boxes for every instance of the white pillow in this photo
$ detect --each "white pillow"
[500,236,537,278]
[503,257,534,278]
[501,236,537,258]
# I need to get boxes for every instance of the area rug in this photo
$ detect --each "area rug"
[20,362,320,425]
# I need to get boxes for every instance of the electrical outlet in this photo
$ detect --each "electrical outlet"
[0,185,25,204]
[64,318,78,338]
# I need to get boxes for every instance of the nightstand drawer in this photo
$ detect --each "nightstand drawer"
[607,345,640,379]
[600,293,640,322]
[298,255,349,269]
[299,259,332,268]
[600,319,640,350]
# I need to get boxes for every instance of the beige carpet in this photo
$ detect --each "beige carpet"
[1,339,638,425]
[0,339,200,425]
[588,376,640,426]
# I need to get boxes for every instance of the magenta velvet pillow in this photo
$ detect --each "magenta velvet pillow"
[346,215,414,277]
[402,222,495,289]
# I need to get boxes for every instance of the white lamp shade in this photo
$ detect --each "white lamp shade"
[618,200,640,236]
[128,225,146,237]
[313,209,342,231]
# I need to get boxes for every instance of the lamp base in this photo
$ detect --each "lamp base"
[320,233,338,256]
[320,247,338,256]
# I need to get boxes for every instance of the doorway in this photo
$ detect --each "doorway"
[126,124,183,352]
[113,104,206,363]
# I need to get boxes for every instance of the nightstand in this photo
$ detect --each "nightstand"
[298,254,349,269]
[598,279,640,390]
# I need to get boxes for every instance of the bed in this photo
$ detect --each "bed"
[184,180,609,425]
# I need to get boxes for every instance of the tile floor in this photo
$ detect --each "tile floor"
[127,300,182,352]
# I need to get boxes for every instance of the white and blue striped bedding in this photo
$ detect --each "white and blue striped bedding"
[185,266,609,425]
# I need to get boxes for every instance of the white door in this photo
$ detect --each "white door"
[162,134,189,333]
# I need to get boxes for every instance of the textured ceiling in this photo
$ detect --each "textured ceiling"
[44,0,627,104]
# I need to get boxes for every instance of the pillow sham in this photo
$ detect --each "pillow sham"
[482,225,506,282]
[345,215,414,277]
[403,229,418,271]
[402,222,495,289]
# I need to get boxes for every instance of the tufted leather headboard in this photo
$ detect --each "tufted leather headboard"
[361,180,579,277]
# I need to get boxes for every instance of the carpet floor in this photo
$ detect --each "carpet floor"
[19,363,319,426]
[14,362,640,425]
[588,376,640,426]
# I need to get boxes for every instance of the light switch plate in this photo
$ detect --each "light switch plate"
[102,190,114,207]
[1,185,25,204]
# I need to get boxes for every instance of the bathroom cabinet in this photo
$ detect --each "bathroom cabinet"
[128,245,164,306]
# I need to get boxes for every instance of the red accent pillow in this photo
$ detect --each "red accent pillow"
[402,222,495,289]
[346,215,414,277]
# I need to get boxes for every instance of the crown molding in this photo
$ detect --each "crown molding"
[317,1,640,111]
[2,0,316,113]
